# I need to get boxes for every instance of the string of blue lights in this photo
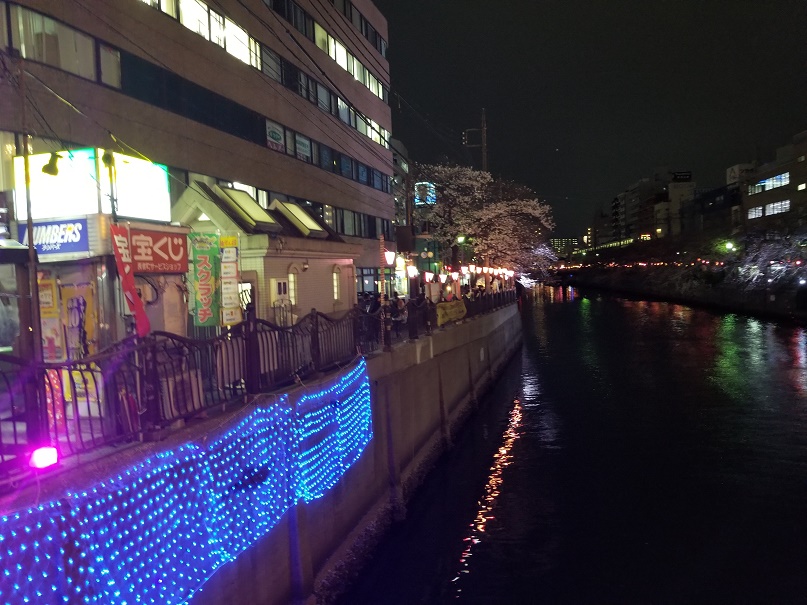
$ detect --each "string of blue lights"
[0,358,373,605]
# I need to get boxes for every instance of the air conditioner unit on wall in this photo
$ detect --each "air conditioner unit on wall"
[160,369,204,421]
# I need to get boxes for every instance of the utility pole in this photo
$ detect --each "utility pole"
[462,108,488,172]
[18,57,45,443]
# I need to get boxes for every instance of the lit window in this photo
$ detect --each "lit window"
[140,0,177,17]
[314,22,328,51]
[333,268,341,301]
[798,183,806,191]
[179,0,210,40]
[765,200,790,215]
[224,18,251,64]
[210,10,225,47]
[288,270,297,306]
[323,205,335,228]
[330,37,348,70]
[249,37,261,69]
[748,172,790,195]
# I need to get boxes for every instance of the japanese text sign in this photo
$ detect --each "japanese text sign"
[127,227,188,274]
[191,233,220,327]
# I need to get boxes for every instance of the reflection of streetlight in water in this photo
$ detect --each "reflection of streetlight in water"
[452,398,523,596]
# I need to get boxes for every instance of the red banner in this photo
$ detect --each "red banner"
[110,224,151,337]
[128,227,188,274]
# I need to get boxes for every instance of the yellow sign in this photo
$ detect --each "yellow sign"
[38,278,59,319]
[219,235,238,248]
[436,299,467,326]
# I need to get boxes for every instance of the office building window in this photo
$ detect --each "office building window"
[99,44,121,88]
[765,200,790,215]
[10,5,96,80]
[262,47,282,81]
[748,172,789,195]
[0,2,7,48]
[747,206,763,219]
[179,0,210,39]
[295,133,312,163]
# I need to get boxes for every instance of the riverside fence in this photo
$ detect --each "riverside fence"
[0,290,516,487]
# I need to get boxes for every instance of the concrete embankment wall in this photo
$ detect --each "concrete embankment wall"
[197,304,523,605]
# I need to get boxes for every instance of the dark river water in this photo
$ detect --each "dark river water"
[338,286,807,605]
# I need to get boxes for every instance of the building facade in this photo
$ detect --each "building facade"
[742,131,807,236]
[0,0,394,354]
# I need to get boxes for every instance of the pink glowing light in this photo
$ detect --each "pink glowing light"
[30,446,59,469]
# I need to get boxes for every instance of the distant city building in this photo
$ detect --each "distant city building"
[742,131,807,235]
[550,238,580,258]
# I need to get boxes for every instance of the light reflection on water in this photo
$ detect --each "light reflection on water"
[452,400,523,598]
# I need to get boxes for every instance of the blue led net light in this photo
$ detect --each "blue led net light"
[204,402,295,560]
[294,358,373,503]
[78,445,222,604]
[0,359,373,605]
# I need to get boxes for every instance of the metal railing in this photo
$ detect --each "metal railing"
[0,290,517,487]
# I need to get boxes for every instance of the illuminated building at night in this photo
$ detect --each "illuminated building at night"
[0,0,393,350]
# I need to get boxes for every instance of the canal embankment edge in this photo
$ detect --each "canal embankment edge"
[286,304,524,605]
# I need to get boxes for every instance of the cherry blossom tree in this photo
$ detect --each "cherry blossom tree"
[412,164,555,272]
[412,163,492,263]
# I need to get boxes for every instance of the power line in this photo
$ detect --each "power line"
[14,55,392,219]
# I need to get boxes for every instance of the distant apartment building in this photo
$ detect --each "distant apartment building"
[550,237,579,258]
[742,131,807,236]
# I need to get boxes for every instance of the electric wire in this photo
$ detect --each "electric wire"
[308,0,389,80]
[8,50,395,226]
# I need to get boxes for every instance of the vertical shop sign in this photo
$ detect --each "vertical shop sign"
[191,233,220,327]
[110,224,151,337]
[219,235,242,326]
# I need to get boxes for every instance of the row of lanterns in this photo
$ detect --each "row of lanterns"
[385,250,516,283]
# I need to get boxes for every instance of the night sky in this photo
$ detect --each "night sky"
[373,0,807,237]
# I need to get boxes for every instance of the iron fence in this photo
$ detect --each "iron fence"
[0,290,517,487]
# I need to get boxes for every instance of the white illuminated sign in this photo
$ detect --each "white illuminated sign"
[99,150,171,222]
[14,149,100,220]
[14,148,171,222]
